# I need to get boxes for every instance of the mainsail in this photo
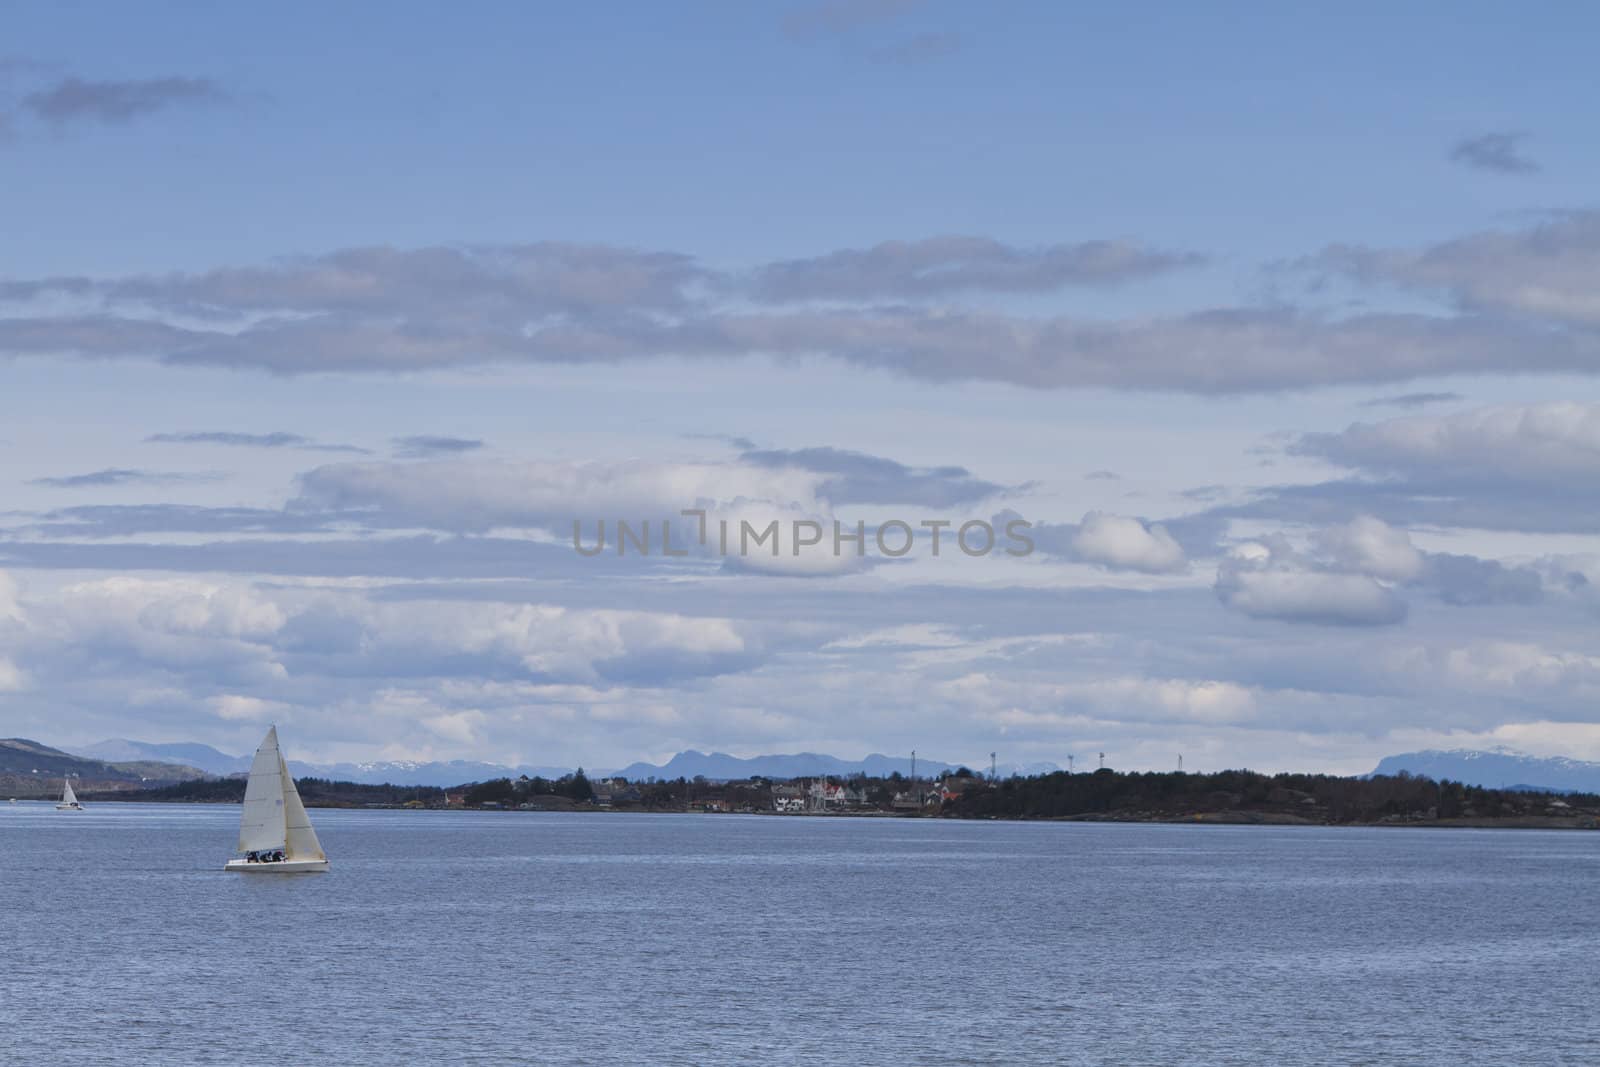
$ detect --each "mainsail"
[61,779,77,806]
[238,726,287,853]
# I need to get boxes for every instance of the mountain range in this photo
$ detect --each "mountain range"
[77,739,571,787]
[23,737,1600,794]
[613,750,1059,781]
[0,738,210,795]
[1368,749,1600,793]
[71,740,1047,786]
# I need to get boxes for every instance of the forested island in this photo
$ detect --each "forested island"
[84,765,1600,828]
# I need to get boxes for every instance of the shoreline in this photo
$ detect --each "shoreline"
[49,796,1600,830]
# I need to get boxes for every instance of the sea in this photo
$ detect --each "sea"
[1,803,1597,1065]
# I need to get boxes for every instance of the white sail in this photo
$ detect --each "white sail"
[237,726,288,853]
[61,779,77,806]
[278,750,325,861]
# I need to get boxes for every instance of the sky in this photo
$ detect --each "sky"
[1,1,1598,773]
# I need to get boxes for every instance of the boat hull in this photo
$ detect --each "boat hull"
[223,858,329,874]
[55,804,83,811]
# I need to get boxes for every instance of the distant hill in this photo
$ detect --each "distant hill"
[295,758,574,787]
[61,738,1052,788]
[1370,749,1600,794]
[74,739,570,788]
[0,738,208,796]
[614,750,971,782]
[79,739,251,776]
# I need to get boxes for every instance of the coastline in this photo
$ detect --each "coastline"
[59,795,1600,830]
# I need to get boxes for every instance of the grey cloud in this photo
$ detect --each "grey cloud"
[1176,401,1600,536]
[10,503,345,540]
[1419,552,1544,607]
[0,243,704,318]
[1085,470,1121,481]
[1291,402,1600,493]
[22,76,227,124]
[145,430,370,454]
[1200,478,1600,537]
[0,534,648,581]
[1190,399,1600,537]
[738,445,1012,507]
[750,236,1200,301]
[1358,391,1463,410]
[393,435,485,458]
[1314,211,1600,327]
[27,468,219,489]
[1449,132,1539,174]
[684,433,759,451]
[7,237,1600,392]
[1214,551,1408,627]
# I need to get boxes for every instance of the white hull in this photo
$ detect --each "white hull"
[55,803,84,811]
[224,858,329,874]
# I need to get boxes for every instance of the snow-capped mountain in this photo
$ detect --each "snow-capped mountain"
[1369,749,1600,793]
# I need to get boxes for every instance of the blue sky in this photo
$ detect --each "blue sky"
[1,1,1598,773]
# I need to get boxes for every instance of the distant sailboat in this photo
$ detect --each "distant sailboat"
[55,778,84,811]
[223,726,329,873]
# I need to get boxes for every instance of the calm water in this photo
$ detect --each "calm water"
[1,805,1597,1065]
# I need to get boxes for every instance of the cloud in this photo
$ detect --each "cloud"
[4,571,772,697]
[950,673,1261,727]
[1069,512,1188,574]
[3,226,1600,392]
[22,76,227,124]
[145,430,370,454]
[737,445,1011,506]
[1358,392,1462,410]
[1312,515,1423,583]
[1292,402,1600,492]
[211,694,284,722]
[1315,211,1600,328]
[1084,470,1121,481]
[291,457,830,535]
[750,236,1200,301]
[1385,641,1600,705]
[1211,517,1554,623]
[1215,542,1408,626]
[1190,401,1600,536]
[1449,132,1539,174]
[1420,552,1543,607]
[393,435,485,458]
[28,468,219,489]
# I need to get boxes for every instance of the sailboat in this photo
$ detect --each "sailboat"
[55,778,84,811]
[223,725,329,873]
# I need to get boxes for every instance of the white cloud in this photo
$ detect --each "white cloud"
[1215,539,1407,626]
[294,457,831,535]
[1294,402,1600,491]
[422,709,488,745]
[938,673,1259,726]
[1070,512,1187,574]
[210,694,284,721]
[0,657,25,692]
[1314,516,1423,582]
